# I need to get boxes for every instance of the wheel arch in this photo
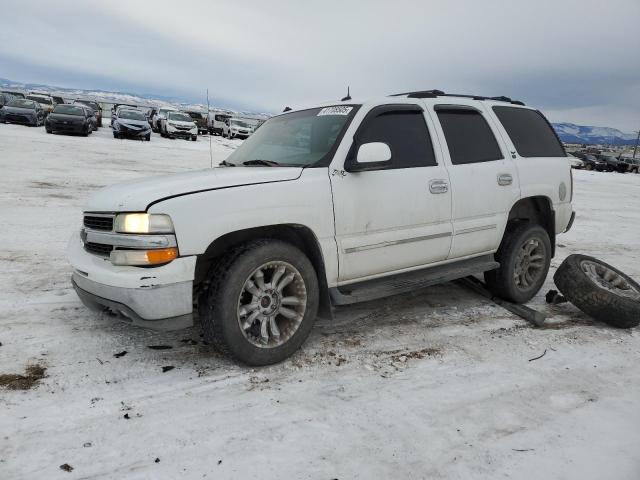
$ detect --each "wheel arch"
[505,196,556,257]
[194,224,333,320]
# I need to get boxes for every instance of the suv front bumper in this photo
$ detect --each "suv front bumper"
[67,232,196,330]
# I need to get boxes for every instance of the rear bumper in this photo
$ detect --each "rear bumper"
[67,232,196,330]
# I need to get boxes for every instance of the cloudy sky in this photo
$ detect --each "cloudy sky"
[2,0,639,131]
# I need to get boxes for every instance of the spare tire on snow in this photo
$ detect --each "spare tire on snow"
[554,254,640,328]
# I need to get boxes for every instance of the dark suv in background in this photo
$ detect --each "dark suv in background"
[74,100,103,127]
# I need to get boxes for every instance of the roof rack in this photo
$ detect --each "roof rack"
[390,89,525,106]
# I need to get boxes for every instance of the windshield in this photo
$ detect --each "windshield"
[54,105,85,116]
[119,110,146,120]
[27,95,52,105]
[187,112,204,119]
[168,112,192,122]
[8,99,35,108]
[230,119,251,128]
[215,114,230,121]
[225,105,359,167]
[76,101,99,110]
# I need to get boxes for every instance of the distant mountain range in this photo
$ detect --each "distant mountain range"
[552,123,637,146]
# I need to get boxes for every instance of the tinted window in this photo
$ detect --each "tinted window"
[492,106,565,157]
[357,110,436,168]
[436,108,503,165]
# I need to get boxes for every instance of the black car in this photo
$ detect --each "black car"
[598,153,627,173]
[74,100,103,128]
[45,104,96,136]
[112,108,151,141]
[0,98,45,126]
[580,154,604,171]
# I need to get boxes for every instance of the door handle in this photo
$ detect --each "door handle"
[429,179,449,194]
[497,173,513,186]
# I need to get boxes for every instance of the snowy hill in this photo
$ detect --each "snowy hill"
[552,122,637,146]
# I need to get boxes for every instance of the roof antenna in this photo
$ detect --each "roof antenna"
[341,86,351,102]
[283,106,292,112]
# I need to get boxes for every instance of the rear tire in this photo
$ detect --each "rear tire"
[191,135,197,141]
[554,255,640,328]
[484,223,551,303]
[199,240,319,366]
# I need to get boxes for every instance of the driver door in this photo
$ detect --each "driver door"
[330,104,453,283]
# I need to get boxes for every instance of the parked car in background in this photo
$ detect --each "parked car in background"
[621,157,639,173]
[147,107,158,128]
[1,90,25,99]
[0,92,16,109]
[0,98,45,126]
[45,103,96,136]
[185,110,208,134]
[581,154,604,171]
[221,117,254,139]
[208,112,230,135]
[74,100,103,127]
[26,94,56,115]
[567,153,584,169]
[51,95,66,105]
[162,111,198,140]
[112,109,152,141]
[598,153,627,173]
[152,107,176,132]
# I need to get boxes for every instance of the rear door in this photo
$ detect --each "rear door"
[429,102,519,259]
[330,103,453,282]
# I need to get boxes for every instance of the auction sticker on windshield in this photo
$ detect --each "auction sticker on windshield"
[317,106,353,116]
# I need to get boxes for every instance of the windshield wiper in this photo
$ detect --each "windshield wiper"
[242,159,281,167]
[219,160,236,167]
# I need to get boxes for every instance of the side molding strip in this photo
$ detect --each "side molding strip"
[455,224,497,236]
[344,232,452,254]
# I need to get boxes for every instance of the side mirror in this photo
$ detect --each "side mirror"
[346,142,392,172]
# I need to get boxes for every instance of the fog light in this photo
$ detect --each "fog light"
[110,248,178,266]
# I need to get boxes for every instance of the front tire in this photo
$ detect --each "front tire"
[191,135,197,141]
[586,163,594,171]
[484,223,551,303]
[199,240,319,366]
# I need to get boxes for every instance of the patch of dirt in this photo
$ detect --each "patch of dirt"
[30,181,61,189]
[0,363,47,390]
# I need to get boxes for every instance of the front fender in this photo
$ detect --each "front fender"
[148,168,339,286]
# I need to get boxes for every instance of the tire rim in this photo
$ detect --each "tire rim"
[580,260,640,300]
[237,261,307,348]
[514,238,546,290]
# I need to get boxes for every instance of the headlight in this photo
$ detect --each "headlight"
[114,213,174,234]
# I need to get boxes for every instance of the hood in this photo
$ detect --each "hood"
[116,118,149,128]
[85,166,303,212]
[167,120,196,127]
[49,113,85,122]
[3,106,36,115]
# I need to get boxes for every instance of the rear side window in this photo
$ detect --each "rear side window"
[436,108,503,165]
[357,110,436,168]
[493,106,565,157]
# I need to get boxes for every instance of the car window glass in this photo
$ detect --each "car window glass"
[492,106,565,157]
[436,107,503,165]
[356,110,437,168]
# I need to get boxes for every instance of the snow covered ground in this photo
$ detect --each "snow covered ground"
[0,123,639,479]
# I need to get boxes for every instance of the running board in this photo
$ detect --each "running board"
[329,255,499,306]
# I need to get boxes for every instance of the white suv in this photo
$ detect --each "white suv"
[68,90,575,365]
[221,117,254,139]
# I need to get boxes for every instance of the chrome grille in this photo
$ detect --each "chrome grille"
[84,215,113,231]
